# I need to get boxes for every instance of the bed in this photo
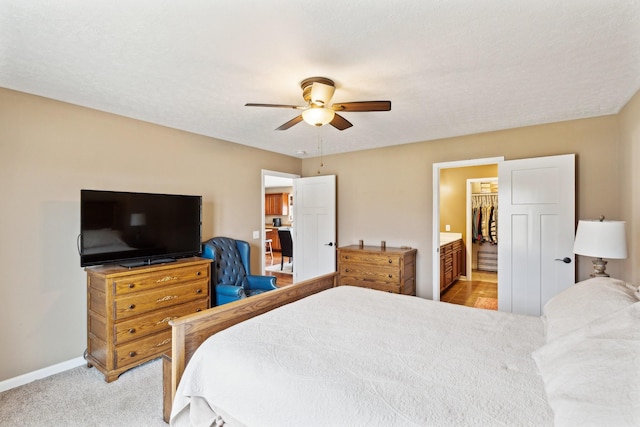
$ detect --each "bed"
[166,274,640,426]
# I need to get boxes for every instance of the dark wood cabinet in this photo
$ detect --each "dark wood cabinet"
[440,239,465,292]
[265,193,289,216]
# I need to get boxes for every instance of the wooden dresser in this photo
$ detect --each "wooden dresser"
[337,245,417,295]
[85,257,211,382]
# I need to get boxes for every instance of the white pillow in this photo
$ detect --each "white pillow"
[542,277,638,343]
[533,302,640,427]
[625,282,640,300]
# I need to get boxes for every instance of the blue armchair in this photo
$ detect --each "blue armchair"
[202,237,278,306]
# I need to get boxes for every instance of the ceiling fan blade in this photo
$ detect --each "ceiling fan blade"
[245,103,304,109]
[276,115,303,130]
[331,101,391,112]
[329,113,353,131]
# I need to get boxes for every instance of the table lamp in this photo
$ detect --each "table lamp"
[573,216,627,277]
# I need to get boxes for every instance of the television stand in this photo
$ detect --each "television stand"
[85,257,211,382]
[120,257,176,268]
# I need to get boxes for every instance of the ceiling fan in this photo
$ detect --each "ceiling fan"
[245,77,391,131]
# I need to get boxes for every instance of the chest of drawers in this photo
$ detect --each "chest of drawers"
[337,245,417,295]
[86,257,211,382]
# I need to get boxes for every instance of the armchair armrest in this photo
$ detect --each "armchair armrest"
[247,275,278,291]
[215,284,246,298]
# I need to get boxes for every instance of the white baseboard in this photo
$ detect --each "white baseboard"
[0,356,86,393]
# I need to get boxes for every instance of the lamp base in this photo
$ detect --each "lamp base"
[590,257,609,277]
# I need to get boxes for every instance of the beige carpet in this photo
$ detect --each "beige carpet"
[265,262,293,274]
[474,297,498,310]
[0,359,165,427]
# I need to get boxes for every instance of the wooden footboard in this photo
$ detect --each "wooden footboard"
[163,272,337,422]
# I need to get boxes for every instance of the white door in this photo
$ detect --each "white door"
[498,154,575,315]
[293,175,336,282]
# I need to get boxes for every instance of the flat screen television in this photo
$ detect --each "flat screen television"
[80,189,202,267]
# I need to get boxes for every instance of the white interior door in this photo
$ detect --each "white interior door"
[293,175,336,282]
[498,154,575,315]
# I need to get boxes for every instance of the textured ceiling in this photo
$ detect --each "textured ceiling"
[2,1,639,158]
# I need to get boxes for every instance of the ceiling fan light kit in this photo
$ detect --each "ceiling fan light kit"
[245,76,391,131]
[302,107,335,126]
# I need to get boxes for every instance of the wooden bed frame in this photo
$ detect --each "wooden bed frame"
[162,272,338,422]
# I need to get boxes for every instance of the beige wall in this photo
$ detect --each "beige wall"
[619,90,640,283]
[0,88,300,380]
[303,110,629,299]
[2,86,638,382]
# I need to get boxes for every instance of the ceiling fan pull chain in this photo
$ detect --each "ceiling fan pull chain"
[317,127,324,174]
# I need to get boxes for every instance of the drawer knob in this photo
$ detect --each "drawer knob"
[196,308,202,312]
[128,283,135,289]
[129,351,137,357]
[196,288,202,294]
[388,274,393,278]
[128,304,135,310]
[128,328,136,334]
[345,268,350,273]
[196,271,201,276]
[388,259,393,264]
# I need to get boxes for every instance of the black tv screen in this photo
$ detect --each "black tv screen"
[80,190,202,267]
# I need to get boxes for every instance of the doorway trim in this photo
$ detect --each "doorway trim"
[261,170,300,274]
[432,157,504,301]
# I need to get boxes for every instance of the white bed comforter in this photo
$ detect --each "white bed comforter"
[171,286,553,427]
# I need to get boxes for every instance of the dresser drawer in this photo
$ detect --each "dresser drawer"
[114,298,208,345]
[340,262,401,284]
[113,265,209,296]
[115,330,172,369]
[114,280,208,320]
[339,252,402,268]
[340,278,401,293]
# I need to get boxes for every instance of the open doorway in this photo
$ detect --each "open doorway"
[262,170,298,286]
[432,157,503,308]
[439,166,498,310]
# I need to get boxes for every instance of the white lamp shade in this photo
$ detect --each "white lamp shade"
[302,107,335,126]
[573,220,627,259]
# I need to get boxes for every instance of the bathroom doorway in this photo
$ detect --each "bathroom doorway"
[432,157,503,306]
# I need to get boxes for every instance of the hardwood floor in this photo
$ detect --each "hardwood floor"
[264,251,293,286]
[441,270,497,308]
